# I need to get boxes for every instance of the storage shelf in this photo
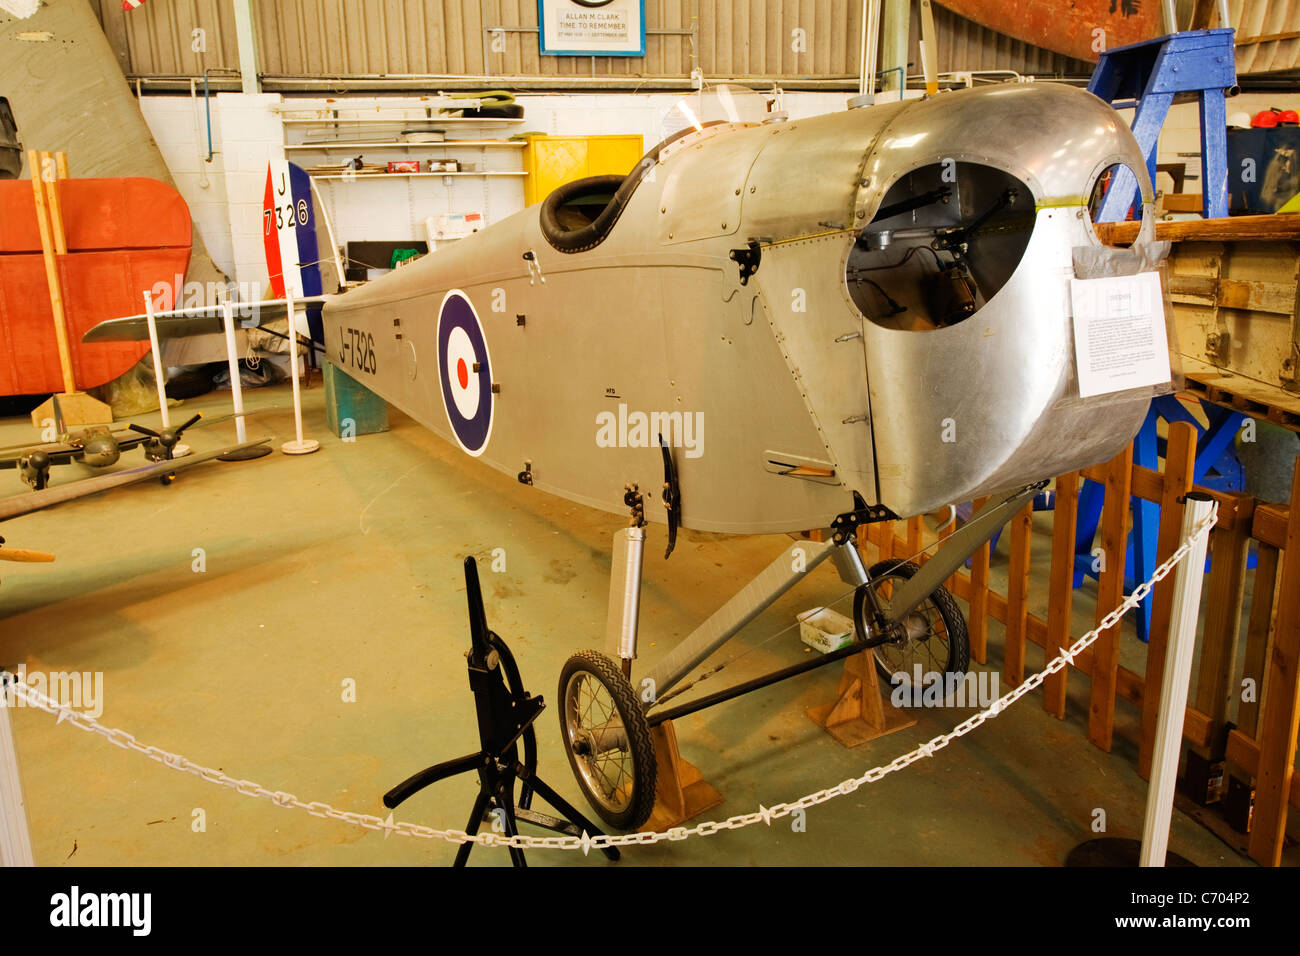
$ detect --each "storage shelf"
[309,171,529,180]
[280,116,524,126]
[287,140,526,150]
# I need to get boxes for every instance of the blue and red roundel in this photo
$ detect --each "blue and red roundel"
[437,290,494,456]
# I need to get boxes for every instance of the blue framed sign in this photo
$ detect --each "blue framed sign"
[538,0,646,57]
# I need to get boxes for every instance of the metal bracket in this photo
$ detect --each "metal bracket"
[729,241,761,286]
[829,491,899,544]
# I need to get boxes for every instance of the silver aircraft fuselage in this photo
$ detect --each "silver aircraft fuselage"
[322,83,1158,535]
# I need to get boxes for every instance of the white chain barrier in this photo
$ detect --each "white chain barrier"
[1,503,1217,854]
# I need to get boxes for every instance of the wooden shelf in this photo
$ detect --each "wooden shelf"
[287,140,526,150]
[280,116,524,126]
[309,170,528,180]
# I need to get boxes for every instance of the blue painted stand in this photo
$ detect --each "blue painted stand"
[1087,28,1236,220]
[1073,396,1246,641]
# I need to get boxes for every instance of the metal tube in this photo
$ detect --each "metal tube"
[606,527,645,662]
[881,483,1044,627]
[1140,493,1216,866]
[860,0,882,97]
[231,0,261,95]
[647,640,871,726]
[143,289,171,429]
[642,539,838,699]
[880,0,910,93]
[1161,0,1178,33]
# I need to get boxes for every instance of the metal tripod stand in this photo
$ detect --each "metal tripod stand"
[383,556,619,867]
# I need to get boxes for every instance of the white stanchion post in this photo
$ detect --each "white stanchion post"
[280,292,319,456]
[1139,492,1216,867]
[222,300,247,444]
[0,679,35,867]
[216,299,272,463]
[143,289,171,429]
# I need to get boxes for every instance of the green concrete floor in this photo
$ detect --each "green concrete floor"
[0,383,1264,867]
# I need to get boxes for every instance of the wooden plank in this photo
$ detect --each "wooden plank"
[1167,275,1298,315]
[967,497,991,666]
[1138,422,1197,778]
[906,515,923,560]
[1248,461,1300,865]
[1237,543,1280,738]
[1225,730,1300,812]
[1088,444,1133,752]
[1043,472,1080,719]
[1162,193,1206,214]
[1131,464,1164,504]
[1178,357,1300,434]
[1095,213,1300,247]
[1004,502,1033,688]
[1192,493,1254,754]
[1253,503,1291,550]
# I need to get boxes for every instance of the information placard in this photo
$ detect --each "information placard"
[1070,272,1171,398]
[538,0,646,57]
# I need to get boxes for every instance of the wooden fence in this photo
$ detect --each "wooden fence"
[858,420,1300,866]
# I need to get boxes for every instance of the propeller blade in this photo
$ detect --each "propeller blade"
[129,423,161,438]
[0,548,56,563]
[175,413,203,435]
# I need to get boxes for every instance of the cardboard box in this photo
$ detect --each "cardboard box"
[386,160,420,174]
[797,607,856,654]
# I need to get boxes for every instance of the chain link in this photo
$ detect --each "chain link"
[0,505,1216,853]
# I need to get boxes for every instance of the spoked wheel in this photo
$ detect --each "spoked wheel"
[854,560,970,693]
[558,650,656,831]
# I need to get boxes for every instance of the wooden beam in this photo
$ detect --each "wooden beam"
[1168,275,1299,316]
[1138,422,1197,778]
[1248,460,1300,866]
[1192,493,1254,755]
[1225,730,1300,811]
[1253,504,1290,550]
[27,150,76,396]
[1237,543,1280,738]
[1089,444,1134,752]
[1095,213,1300,247]
[1043,472,1079,719]
[1004,502,1033,688]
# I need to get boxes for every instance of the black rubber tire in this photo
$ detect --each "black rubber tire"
[557,650,657,831]
[854,560,970,690]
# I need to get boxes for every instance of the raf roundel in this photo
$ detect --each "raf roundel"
[436,290,494,456]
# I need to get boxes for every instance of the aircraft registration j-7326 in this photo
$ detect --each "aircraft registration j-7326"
[86,83,1174,831]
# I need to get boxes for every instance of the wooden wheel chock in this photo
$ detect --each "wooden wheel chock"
[640,719,724,832]
[806,649,916,748]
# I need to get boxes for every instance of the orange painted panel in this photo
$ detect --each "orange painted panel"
[0,178,192,395]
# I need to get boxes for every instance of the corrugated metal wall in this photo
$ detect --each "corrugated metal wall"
[94,0,1091,84]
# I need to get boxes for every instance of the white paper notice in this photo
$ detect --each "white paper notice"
[1070,272,1171,398]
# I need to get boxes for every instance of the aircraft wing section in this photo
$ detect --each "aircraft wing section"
[0,438,272,522]
[81,296,331,343]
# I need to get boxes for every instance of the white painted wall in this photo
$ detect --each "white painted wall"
[139,89,860,294]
